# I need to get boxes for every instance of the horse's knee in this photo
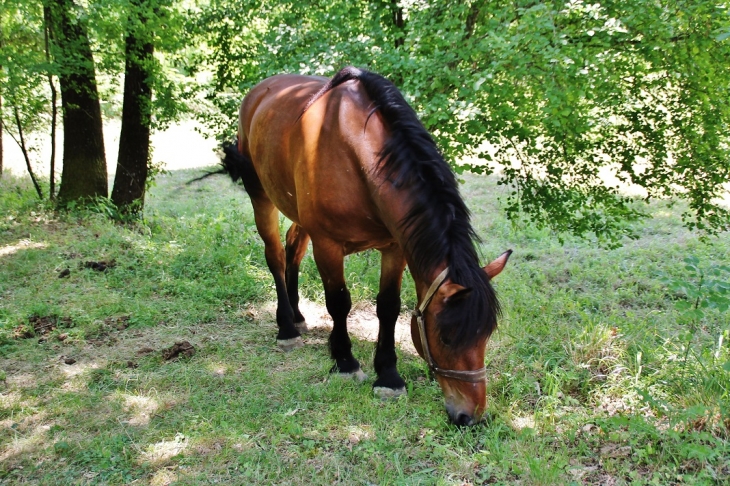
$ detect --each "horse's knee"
[376,290,400,324]
[325,286,351,322]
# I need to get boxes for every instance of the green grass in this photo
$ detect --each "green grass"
[1,169,729,485]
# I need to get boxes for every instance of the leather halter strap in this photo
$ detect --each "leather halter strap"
[412,267,488,383]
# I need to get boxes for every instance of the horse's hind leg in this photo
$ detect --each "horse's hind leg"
[251,198,302,351]
[285,223,310,333]
[312,239,366,380]
[373,244,408,398]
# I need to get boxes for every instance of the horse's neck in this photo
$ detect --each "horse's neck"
[368,173,448,283]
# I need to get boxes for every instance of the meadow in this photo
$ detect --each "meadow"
[0,166,728,485]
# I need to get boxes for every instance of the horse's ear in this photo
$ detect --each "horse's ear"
[439,283,473,305]
[484,249,512,279]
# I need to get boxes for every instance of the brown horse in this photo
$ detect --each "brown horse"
[222,67,511,425]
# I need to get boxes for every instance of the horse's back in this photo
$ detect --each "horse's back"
[238,74,396,249]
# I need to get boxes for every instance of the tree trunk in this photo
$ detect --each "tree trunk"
[0,85,4,178]
[111,0,155,214]
[44,6,58,199]
[48,0,107,204]
[13,108,43,198]
[0,29,4,178]
[391,0,405,49]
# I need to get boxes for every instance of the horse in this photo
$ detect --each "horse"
[221,67,511,426]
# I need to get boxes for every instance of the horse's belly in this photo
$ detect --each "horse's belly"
[299,203,394,253]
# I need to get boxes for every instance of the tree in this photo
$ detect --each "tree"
[47,0,108,204]
[111,0,156,213]
[392,0,730,243]
[0,0,50,194]
[192,0,729,244]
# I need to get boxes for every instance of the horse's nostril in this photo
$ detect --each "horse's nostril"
[454,412,474,427]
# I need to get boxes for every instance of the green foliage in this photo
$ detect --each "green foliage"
[4,0,728,240]
[665,257,730,317]
[0,0,52,186]
[661,257,730,374]
[190,0,730,245]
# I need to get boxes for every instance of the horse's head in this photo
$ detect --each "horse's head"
[411,250,511,426]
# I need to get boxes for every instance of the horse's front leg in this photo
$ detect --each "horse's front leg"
[312,239,366,381]
[373,244,408,398]
[250,198,302,351]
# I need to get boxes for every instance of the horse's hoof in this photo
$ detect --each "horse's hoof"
[373,386,406,400]
[277,336,303,352]
[294,320,308,333]
[334,368,368,382]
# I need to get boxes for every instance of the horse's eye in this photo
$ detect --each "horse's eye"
[440,335,452,347]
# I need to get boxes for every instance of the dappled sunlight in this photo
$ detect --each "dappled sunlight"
[139,433,188,465]
[0,390,23,409]
[295,299,418,355]
[0,239,47,258]
[345,425,374,446]
[0,412,52,463]
[120,393,160,426]
[60,360,100,379]
[244,297,418,354]
[6,373,39,390]
[205,361,231,377]
[60,361,101,393]
[566,324,624,381]
[511,415,536,431]
[149,467,179,486]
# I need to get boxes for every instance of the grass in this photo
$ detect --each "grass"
[0,168,729,485]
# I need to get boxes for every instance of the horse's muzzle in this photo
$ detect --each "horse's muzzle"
[445,404,485,427]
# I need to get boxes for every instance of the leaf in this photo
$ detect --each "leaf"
[716,29,730,42]
[707,295,730,308]
[724,361,730,372]
[684,256,700,266]
[685,308,705,321]
[674,300,692,311]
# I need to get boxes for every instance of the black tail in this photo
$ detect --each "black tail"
[220,143,265,198]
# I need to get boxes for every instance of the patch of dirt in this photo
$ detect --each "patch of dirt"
[105,315,131,331]
[162,341,195,361]
[87,315,132,346]
[1,299,417,413]
[83,260,116,272]
[13,315,72,340]
[295,299,418,355]
[12,325,34,339]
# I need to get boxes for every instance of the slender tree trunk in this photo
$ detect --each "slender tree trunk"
[44,6,58,199]
[48,0,107,204]
[12,108,43,199]
[111,0,155,214]
[0,85,4,178]
[391,0,405,49]
[0,30,4,178]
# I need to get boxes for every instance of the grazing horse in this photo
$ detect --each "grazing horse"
[222,67,511,425]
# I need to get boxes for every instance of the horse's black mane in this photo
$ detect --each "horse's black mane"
[303,67,500,349]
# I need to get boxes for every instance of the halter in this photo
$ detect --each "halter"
[413,267,488,383]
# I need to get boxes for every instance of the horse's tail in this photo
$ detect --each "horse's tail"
[221,142,265,198]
